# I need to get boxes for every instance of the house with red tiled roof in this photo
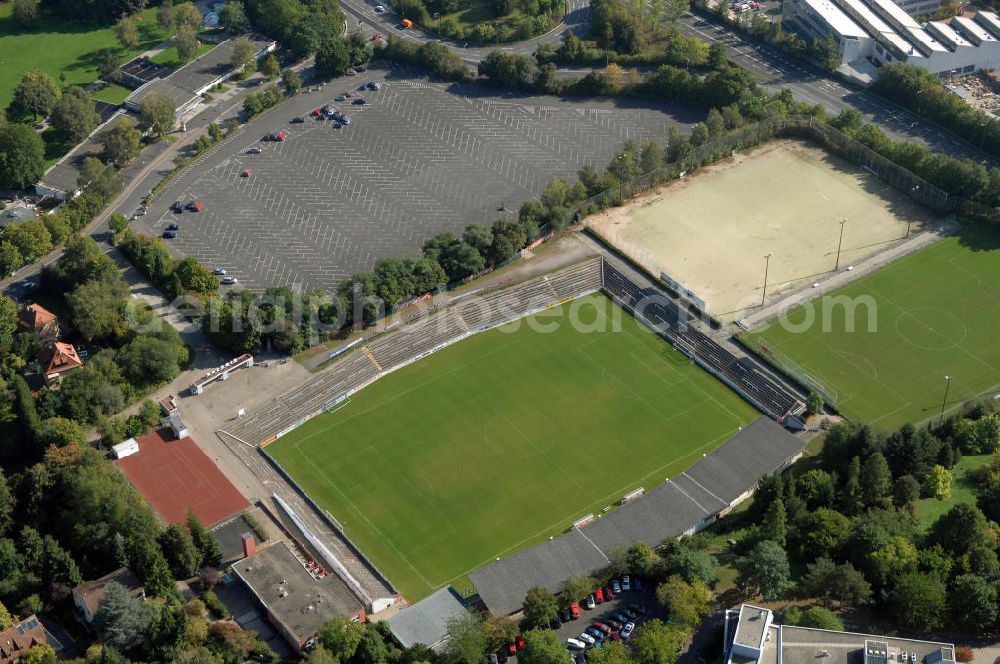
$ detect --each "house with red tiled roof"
[17,304,59,341]
[72,568,145,626]
[0,615,47,664]
[42,341,83,384]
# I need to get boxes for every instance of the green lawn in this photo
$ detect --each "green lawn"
[149,40,216,69]
[40,127,73,168]
[745,225,1000,430]
[92,83,132,105]
[0,4,170,109]
[914,454,993,530]
[268,293,758,601]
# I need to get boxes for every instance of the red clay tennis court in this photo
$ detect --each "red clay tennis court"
[117,428,249,526]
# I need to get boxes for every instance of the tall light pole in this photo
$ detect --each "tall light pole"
[617,154,625,202]
[834,218,847,271]
[906,187,919,238]
[761,252,773,307]
[939,375,953,423]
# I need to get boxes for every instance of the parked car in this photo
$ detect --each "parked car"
[585,596,595,610]
[336,95,347,101]
[246,146,262,154]
[592,622,611,635]
[166,223,180,231]
[578,632,595,646]
[353,98,367,105]
[354,65,366,72]
[170,201,183,212]
[610,613,629,624]
[516,636,525,649]
[221,276,238,285]
[549,616,562,630]
[506,643,516,656]
[594,588,604,604]
[186,201,203,212]
[621,623,635,640]
[497,650,507,664]
[343,91,353,97]
[566,639,586,651]
[573,654,586,664]
[611,580,621,594]
[561,608,573,623]
[606,619,622,631]
[488,655,499,664]
[570,603,581,619]
[341,116,352,125]
[162,230,177,239]
[241,169,253,177]
[633,577,642,591]
[374,4,386,11]
[620,608,637,621]
[291,116,305,123]
[212,268,226,275]
[628,604,645,615]
[585,627,605,642]
[622,576,630,591]
[604,586,614,600]
[311,107,323,117]
[367,81,380,90]
[358,83,368,91]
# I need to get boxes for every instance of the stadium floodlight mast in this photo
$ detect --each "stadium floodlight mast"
[835,218,848,271]
[761,252,773,307]
[906,187,919,238]
[939,375,953,422]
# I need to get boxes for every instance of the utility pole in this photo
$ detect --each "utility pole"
[835,218,847,271]
[761,252,773,307]
[906,187,918,238]
[617,154,624,202]
[940,375,953,423]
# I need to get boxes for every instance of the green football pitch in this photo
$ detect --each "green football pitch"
[745,225,1000,430]
[268,293,758,601]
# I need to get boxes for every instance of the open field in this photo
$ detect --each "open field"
[745,225,1000,429]
[267,293,757,600]
[0,5,169,109]
[914,453,992,529]
[586,140,936,320]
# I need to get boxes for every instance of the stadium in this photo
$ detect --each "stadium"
[222,255,807,605]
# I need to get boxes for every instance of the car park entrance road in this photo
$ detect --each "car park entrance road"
[138,70,694,294]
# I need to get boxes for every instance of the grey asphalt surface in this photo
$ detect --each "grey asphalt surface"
[132,66,696,293]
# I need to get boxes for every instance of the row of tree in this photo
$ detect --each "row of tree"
[393,0,565,43]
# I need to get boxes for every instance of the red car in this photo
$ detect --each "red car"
[570,603,581,619]
[592,622,611,635]
[604,585,615,600]
[241,169,252,177]
[594,587,604,604]
[311,107,323,116]
[516,635,525,649]
[507,644,516,656]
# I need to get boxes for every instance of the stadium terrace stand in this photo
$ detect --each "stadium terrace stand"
[468,417,806,615]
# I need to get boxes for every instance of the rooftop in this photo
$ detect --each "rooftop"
[72,567,144,619]
[232,541,364,645]
[387,587,469,650]
[0,615,46,664]
[733,605,769,651]
[44,341,83,375]
[18,303,57,331]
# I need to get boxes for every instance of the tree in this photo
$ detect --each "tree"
[159,523,201,579]
[51,86,100,143]
[690,122,709,146]
[440,242,485,281]
[219,0,250,32]
[440,614,486,664]
[839,455,863,515]
[0,600,11,630]
[6,219,52,262]
[861,452,892,508]
[784,606,843,631]
[66,276,130,343]
[116,16,140,49]
[316,37,352,79]
[949,574,998,631]
[667,546,716,586]
[631,619,686,664]
[929,503,992,555]
[174,257,219,294]
[96,581,152,651]
[626,541,659,577]
[319,616,365,660]
[231,36,256,75]
[282,68,302,96]
[307,644,339,664]
[259,53,280,79]
[806,391,824,415]
[103,119,142,167]
[35,417,87,448]
[97,49,123,83]
[187,510,222,567]
[482,614,518,651]
[763,498,787,546]
[0,469,13,537]
[157,0,175,32]
[562,575,597,603]
[176,2,203,27]
[520,630,568,664]
[707,42,727,69]
[588,640,631,664]
[18,645,56,664]
[890,572,945,630]
[139,92,177,136]
[923,464,952,501]
[655,575,711,627]
[798,508,851,559]
[893,474,920,509]
[175,25,201,64]
[14,0,39,25]
[738,540,790,601]
[523,587,559,629]
[10,70,60,121]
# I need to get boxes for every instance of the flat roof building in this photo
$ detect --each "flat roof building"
[726,605,956,664]
[232,541,366,652]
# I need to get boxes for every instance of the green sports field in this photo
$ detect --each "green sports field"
[268,293,758,601]
[745,225,1000,429]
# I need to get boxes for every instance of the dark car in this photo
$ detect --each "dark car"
[170,201,183,212]
[185,201,203,212]
[291,116,306,123]
[606,619,622,631]
[162,230,177,239]
[549,616,562,630]
[620,609,638,621]
[166,223,180,231]
[604,586,615,600]
[352,98,367,105]
[561,608,573,623]
[496,650,508,664]
[628,604,645,615]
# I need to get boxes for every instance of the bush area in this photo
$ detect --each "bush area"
[871,63,1000,158]
[393,0,565,43]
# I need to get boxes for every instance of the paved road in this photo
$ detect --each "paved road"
[677,10,994,165]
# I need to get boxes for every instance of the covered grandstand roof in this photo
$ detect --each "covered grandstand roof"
[387,587,469,650]
[469,418,805,615]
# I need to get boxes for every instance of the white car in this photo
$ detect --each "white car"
[622,575,631,591]
[566,639,586,651]
[621,623,635,640]
[374,4,386,11]
[578,632,595,645]
[585,595,596,610]
[221,276,238,285]
[212,268,226,275]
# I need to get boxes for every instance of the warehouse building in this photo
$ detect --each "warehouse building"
[782,0,1000,81]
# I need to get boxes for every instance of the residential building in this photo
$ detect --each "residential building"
[42,341,83,384]
[0,615,46,664]
[72,568,145,625]
[232,541,366,652]
[17,304,59,340]
[725,604,956,664]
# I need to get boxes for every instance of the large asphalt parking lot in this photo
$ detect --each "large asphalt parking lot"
[137,65,695,294]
